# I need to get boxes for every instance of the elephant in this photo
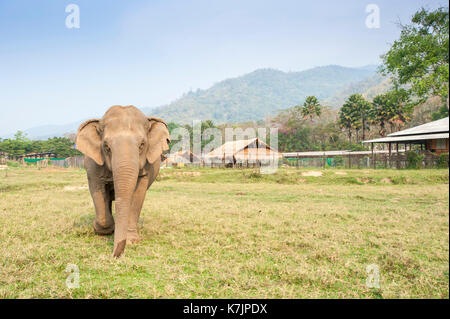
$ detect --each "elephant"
[75,105,170,257]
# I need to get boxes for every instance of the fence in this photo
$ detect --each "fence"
[9,151,449,170]
[283,150,447,169]
[50,156,85,168]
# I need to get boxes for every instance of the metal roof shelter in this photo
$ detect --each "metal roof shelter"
[363,117,449,144]
[363,117,449,167]
[388,117,449,137]
[363,133,449,144]
[283,149,405,158]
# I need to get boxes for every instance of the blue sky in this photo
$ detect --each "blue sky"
[0,0,446,135]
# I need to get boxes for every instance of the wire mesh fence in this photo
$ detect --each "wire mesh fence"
[50,156,85,168]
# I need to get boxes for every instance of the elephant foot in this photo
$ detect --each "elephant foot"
[126,232,140,245]
[93,220,115,235]
[113,240,126,258]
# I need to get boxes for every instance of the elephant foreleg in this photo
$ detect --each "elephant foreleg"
[88,176,115,235]
[126,174,150,244]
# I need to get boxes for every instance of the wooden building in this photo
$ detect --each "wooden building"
[17,152,56,160]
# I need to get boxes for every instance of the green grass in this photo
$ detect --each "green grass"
[0,166,448,298]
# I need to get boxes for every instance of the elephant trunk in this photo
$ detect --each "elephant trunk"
[111,142,139,257]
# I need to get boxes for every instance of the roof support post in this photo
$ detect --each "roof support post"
[371,143,375,169]
[388,142,392,169]
[396,143,400,169]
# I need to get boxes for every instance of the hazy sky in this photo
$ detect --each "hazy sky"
[0,0,446,135]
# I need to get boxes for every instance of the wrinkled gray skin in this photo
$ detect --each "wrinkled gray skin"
[76,105,170,257]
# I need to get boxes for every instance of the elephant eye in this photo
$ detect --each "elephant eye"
[139,142,145,152]
[104,144,111,153]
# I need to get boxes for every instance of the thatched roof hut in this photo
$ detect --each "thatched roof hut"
[164,150,201,165]
[205,138,282,164]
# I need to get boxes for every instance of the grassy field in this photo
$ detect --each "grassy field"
[0,166,448,298]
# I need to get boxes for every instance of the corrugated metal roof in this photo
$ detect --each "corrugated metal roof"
[388,117,449,137]
[363,132,449,143]
[283,150,405,158]
[283,150,350,157]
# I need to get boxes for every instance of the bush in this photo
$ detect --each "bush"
[438,153,449,168]
[245,170,262,179]
[333,156,345,167]
[6,160,20,168]
[406,151,424,169]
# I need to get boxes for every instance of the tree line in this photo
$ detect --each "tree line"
[0,131,81,158]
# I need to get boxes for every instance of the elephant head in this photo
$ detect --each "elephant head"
[75,105,170,257]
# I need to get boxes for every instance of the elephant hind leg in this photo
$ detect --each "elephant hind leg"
[94,219,114,235]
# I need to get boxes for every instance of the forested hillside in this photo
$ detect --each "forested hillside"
[149,65,380,123]
[323,74,392,108]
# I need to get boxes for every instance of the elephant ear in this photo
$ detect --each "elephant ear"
[147,117,171,164]
[76,119,104,166]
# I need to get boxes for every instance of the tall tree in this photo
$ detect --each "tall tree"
[299,96,322,123]
[14,131,29,142]
[381,7,449,108]
[339,94,371,142]
[371,87,413,137]
[338,102,355,143]
[385,87,413,132]
[371,93,394,137]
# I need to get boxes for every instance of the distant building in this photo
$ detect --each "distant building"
[205,137,282,165]
[363,117,449,155]
[17,152,57,160]
[163,150,201,166]
[0,152,8,165]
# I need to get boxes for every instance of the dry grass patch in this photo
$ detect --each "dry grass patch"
[0,167,448,298]
[301,171,323,177]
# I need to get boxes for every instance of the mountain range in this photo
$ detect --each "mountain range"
[149,65,384,124]
[3,65,389,140]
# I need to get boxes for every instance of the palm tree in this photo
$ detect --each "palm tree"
[371,93,393,137]
[340,94,371,142]
[300,96,322,123]
[339,102,355,143]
